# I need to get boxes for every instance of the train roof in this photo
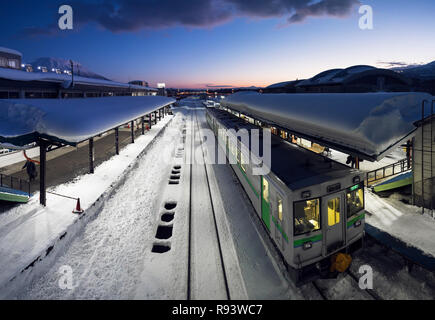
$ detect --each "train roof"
[208,107,357,191]
[220,91,433,161]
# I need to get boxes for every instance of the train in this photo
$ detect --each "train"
[205,106,365,285]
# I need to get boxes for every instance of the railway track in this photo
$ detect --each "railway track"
[186,107,230,300]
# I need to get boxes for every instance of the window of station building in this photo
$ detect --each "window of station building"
[8,59,17,69]
[346,185,364,218]
[294,198,320,236]
[327,197,340,226]
[0,57,7,67]
[278,198,283,221]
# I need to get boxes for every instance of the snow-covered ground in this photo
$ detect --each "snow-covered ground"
[365,190,435,258]
[0,115,173,298]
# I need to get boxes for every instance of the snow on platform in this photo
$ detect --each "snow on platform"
[0,115,173,298]
[365,190,435,261]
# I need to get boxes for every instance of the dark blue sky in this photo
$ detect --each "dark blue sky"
[0,0,434,88]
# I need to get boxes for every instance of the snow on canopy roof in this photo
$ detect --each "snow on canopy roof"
[221,91,433,161]
[0,96,175,147]
[0,68,158,91]
[0,47,22,57]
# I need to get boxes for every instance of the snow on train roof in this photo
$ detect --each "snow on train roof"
[0,96,175,147]
[0,67,158,91]
[0,47,22,57]
[221,91,433,161]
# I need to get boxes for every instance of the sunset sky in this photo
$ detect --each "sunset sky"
[0,0,434,88]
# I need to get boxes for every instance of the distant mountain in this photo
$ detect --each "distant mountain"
[392,61,435,79]
[29,57,110,80]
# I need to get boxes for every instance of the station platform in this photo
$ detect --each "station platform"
[365,190,435,271]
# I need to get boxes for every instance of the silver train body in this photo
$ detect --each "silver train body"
[205,107,365,284]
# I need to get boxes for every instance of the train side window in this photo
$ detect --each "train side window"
[240,152,247,172]
[294,198,320,236]
[327,197,340,226]
[278,198,283,221]
[262,178,269,203]
[347,186,364,218]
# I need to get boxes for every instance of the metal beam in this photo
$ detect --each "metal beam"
[115,127,119,155]
[89,138,94,174]
[39,139,47,206]
[141,116,145,135]
[131,120,135,143]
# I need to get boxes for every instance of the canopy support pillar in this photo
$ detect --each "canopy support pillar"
[148,114,152,129]
[131,120,135,143]
[141,116,145,135]
[39,139,47,206]
[115,127,119,155]
[89,138,94,174]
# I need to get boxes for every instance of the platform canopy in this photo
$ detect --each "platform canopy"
[0,96,175,147]
[221,91,433,161]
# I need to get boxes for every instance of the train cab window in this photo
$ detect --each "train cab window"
[347,186,364,218]
[294,199,320,236]
[327,197,340,226]
[278,198,283,221]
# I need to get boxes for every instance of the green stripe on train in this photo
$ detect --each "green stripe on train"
[294,234,323,247]
[271,215,289,242]
[0,191,29,203]
[347,212,365,228]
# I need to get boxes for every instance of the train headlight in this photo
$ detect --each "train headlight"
[303,241,313,250]
[354,220,362,228]
[353,176,361,184]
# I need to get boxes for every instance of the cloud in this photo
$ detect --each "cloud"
[17,0,360,37]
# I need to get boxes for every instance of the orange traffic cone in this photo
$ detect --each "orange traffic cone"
[73,198,84,214]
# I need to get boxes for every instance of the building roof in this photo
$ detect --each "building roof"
[0,96,175,147]
[0,47,23,57]
[0,67,158,91]
[220,91,433,161]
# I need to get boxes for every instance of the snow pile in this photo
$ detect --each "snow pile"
[222,91,433,160]
[0,96,175,146]
[365,190,435,258]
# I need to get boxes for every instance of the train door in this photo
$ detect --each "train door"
[271,191,285,249]
[322,193,345,254]
[261,176,271,231]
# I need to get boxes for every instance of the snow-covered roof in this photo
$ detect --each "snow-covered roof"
[0,47,22,57]
[0,67,158,91]
[221,91,433,161]
[0,96,175,147]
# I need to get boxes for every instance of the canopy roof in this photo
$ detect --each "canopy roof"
[0,96,175,147]
[220,91,433,161]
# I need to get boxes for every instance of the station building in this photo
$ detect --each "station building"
[0,47,158,99]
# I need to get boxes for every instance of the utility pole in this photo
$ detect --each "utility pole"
[70,59,74,88]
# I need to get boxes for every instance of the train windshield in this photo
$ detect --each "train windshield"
[294,199,321,235]
[346,185,364,218]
